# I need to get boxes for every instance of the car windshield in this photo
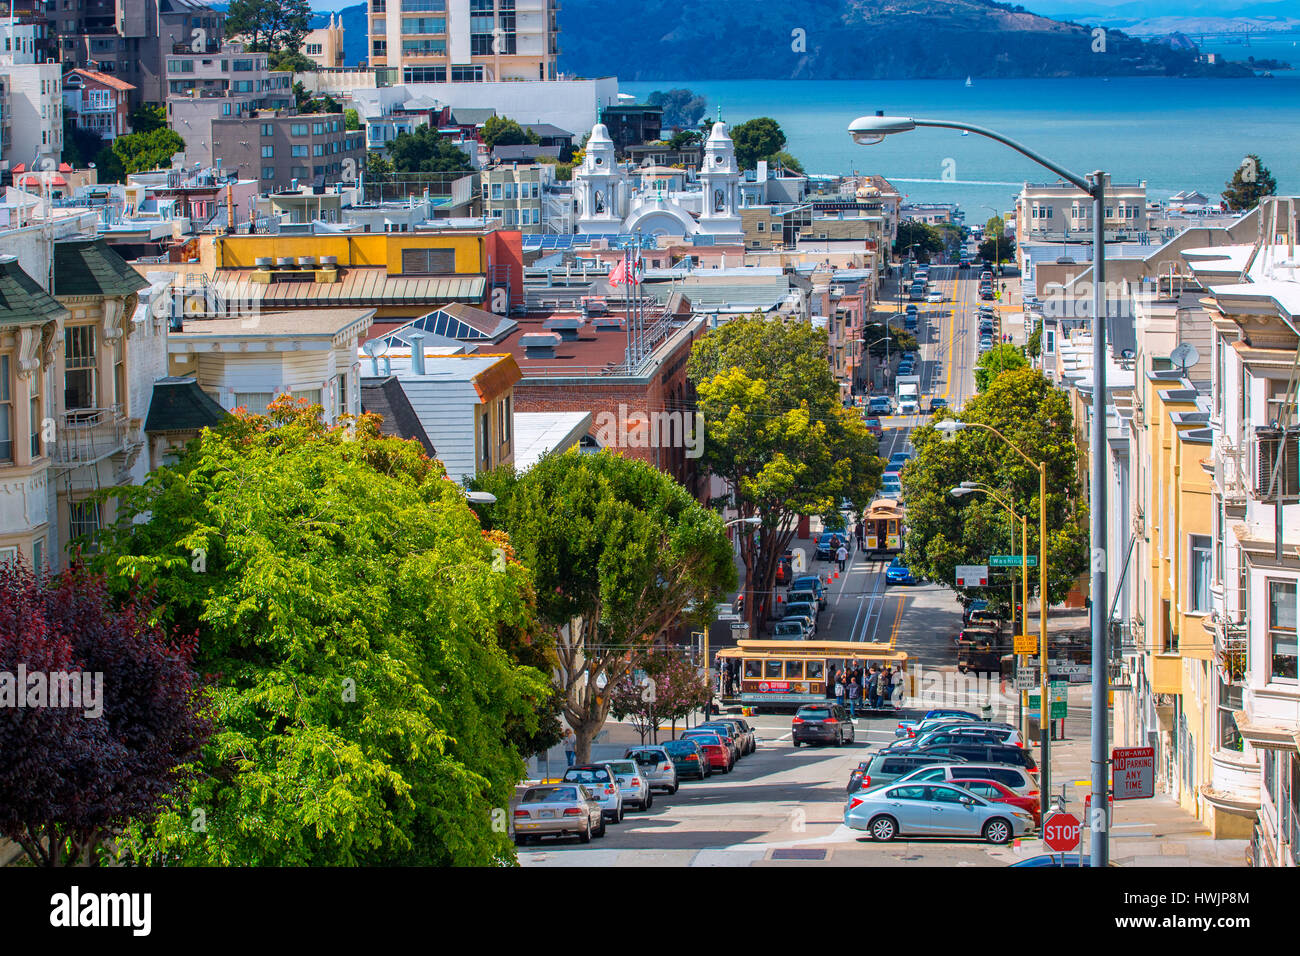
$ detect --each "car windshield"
[563,768,611,784]
[629,750,664,764]
[523,786,578,803]
[684,734,722,745]
[663,741,696,754]
[607,761,637,774]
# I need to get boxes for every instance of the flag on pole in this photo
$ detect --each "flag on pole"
[608,255,643,287]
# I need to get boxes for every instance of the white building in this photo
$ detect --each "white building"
[1,63,62,171]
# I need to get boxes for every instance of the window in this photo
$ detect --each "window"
[261,145,274,158]
[313,144,325,157]
[290,145,308,158]
[292,389,322,409]
[401,0,445,9]
[336,373,348,418]
[402,39,447,55]
[400,248,456,275]
[1190,535,1211,613]
[0,353,11,461]
[30,394,40,459]
[32,536,44,573]
[312,122,325,135]
[69,499,101,550]
[1218,680,1244,752]
[1269,579,1299,682]
[401,16,445,34]
[764,660,782,679]
[64,326,96,411]
[261,123,273,137]
[480,410,491,469]
[290,123,308,136]
[234,392,275,416]
[744,659,761,680]
[497,394,511,444]
[0,546,15,568]
[262,166,276,180]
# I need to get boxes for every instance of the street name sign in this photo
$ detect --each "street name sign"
[989,555,1038,567]
[1112,746,1155,800]
[1043,812,1081,852]
[955,564,988,587]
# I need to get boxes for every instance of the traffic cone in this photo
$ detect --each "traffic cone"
[833,571,839,579]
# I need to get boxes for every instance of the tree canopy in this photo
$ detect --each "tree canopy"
[1222,154,1278,212]
[469,451,735,763]
[388,126,476,174]
[482,116,540,150]
[730,117,787,171]
[900,367,1088,605]
[974,343,1028,391]
[647,89,708,129]
[894,221,945,261]
[226,0,312,53]
[688,315,881,631]
[93,399,551,865]
[98,127,185,182]
[978,215,1015,264]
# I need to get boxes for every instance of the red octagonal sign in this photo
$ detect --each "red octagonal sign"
[1043,812,1081,852]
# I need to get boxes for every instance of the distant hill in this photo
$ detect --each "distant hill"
[555,0,1258,79]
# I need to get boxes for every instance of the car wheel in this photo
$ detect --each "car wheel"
[594,816,606,838]
[792,739,801,748]
[579,821,592,844]
[645,793,654,810]
[983,818,1012,845]
[616,804,624,823]
[869,816,898,842]
[834,732,843,747]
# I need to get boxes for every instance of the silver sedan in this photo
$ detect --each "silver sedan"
[513,784,605,845]
[844,781,1033,844]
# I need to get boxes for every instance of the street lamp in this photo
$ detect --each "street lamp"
[858,113,1110,866]
[981,204,1002,277]
[464,490,498,505]
[935,417,1052,822]
[951,482,1032,738]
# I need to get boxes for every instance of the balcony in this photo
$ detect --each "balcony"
[52,407,128,467]
[1215,440,1249,507]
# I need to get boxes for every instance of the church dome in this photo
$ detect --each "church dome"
[705,121,732,146]
[588,123,614,145]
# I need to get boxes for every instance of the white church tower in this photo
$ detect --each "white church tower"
[573,122,627,234]
[696,121,743,238]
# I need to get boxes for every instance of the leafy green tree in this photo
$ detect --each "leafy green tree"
[730,117,786,171]
[536,156,573,181]
[365,151,395,180]
[863,319,917,356]
[974,343,1028,391]
[1222,154,1278,212]
[344,108,361,131]
[387,126,475,174]
[667,128,702,152]
[894,221,945,262]
[226,0,311,53]
[482,115,540,150]
[292,81,341,115]
[469,452,735,763]
[608,651,711,745]
[1026,322,1043,359]
[128,103,167,135]
[269,48,317,73]
[646,89,708,129]
[768,150,804,174]
[62,117,103,169]
[900,367,1088,605]
[688,315,882,632]
[978,215,1015,265]
[94,399,551,865]
[106,127,185,179]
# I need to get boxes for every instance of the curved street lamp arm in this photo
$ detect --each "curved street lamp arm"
[912,119,1094,193]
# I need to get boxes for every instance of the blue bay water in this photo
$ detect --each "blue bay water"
[621,77,1300,217]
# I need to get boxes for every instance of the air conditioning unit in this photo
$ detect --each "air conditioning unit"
[1255,426,1300,500]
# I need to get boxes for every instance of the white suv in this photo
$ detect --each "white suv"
[894,762,1038,796]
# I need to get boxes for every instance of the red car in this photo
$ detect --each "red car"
[952,778,1040,826]
[681,733,733,773]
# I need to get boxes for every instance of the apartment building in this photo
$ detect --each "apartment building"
[370,0,559,85]
[58,0,224,105]
[480,162,556,234]
[303,15,347,70]
[1015,180,1151,268]
[165,46,294,168]
[211,112,365,191]
[1,62,62,170]
[62,69,135,143]
[0,20,48,65]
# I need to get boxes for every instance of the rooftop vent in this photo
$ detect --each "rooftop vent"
[542,317,582,341]
[275,256,294,268]
[591,316,623,332]
[297,256,317,268]
[254,257,273,268]
[521,331,561,359]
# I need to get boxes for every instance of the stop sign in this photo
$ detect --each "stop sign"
[1042,812,1081,852]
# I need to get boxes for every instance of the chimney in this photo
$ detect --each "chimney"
[409,332,426,374]
[382,356,392,375]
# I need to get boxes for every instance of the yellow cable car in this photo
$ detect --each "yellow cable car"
[717,640,909,713]
[862,498,905,554]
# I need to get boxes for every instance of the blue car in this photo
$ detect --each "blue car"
[885,557,915,585]
[1009,853,1087,867]
[895,708,981,737]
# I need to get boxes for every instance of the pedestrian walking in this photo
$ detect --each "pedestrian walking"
[562,728,577,767]
[855,520,865,551]
[866,666,879,709]
[847,672,860,717]
[836,543,848,573]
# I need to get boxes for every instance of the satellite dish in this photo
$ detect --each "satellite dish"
[362,337,390,358]
[1170,342,1200,374]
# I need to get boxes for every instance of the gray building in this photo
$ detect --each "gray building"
[166,46,293,168]
[211,111,365,191]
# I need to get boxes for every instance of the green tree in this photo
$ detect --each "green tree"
[269,48,317,73]
[293,81,341,115]
[536,156,573,181]
[1222,154,1278,212]
[768,150,804,174]
[94,399,551,865]
[1026,322,1043,359]
[646,89,708,129]
[863,319,917,356]
[974,343,1028,392]
[365,151,395,180]
[667,128,702,152]
[978,215,1015,265]
[688,315,882,633]
[387,126,475,174]
[469,452,736,763]
[225,0,311,53]
[900,367,1088,605]
[344,108,361,131]
[107,127,186,179]
[730,117,786,171]
[128,103,167,135]
[482,115,540,150]
[894,221,945,262]
[608,651,711,745]
[62,116,103,169]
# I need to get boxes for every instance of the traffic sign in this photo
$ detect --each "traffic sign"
[955,564,988,587]
[1042,812,1081,852]
[1049,682,1068,719]
[1013,670,1037,691]
[1014,634,1038,655]
[1112,746,1155,800]
[989,554,1038,567]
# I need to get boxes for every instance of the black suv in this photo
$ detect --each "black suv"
[914,742,1038,770]
[792,703,855,747]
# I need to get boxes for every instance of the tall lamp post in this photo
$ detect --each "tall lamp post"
[854,113,1110,866]
[935,418,1051,833]
[951,482,1031,736]
[981,204,1002,277]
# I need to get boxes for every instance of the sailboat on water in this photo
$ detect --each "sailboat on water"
[965,75,972,87]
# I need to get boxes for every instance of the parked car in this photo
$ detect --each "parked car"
[844,782,1033,843]
[561,764,624,822]
[894,708,980,737]
[781,609,817,638]
[864,416,883,437]
[869,395,893,414]
[885,556,916,585]
[789,575,828,609]
[895,762,1039,796]
[687,722,741,761]
[928,397,948,413]
[785,589,822,614]
[879,723,1013,753]
[847,751,967,793]
[662,738,710,780]
[624,745,680,795]
[909,725,1024,751]
[603,758,654,811]
[680,732,732,772]
[951,778,1041,825]
[1009,853,1087,867]
[772,619,809,640]
[513,784,606,845]
[703,718,756,756]
[913,742,1039,770]
[791,702,856,747]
